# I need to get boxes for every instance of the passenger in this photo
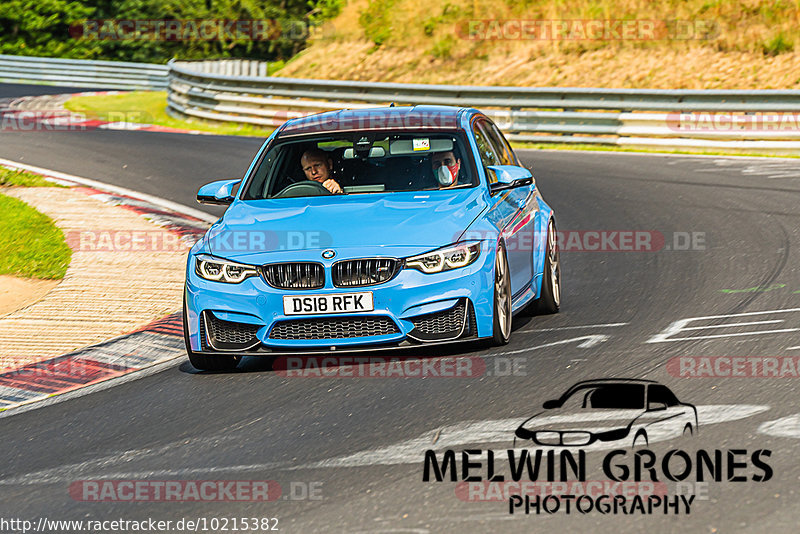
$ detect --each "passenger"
[431,151,461,189]
[300,148,344,194]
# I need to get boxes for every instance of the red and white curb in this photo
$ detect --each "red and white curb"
[0,313,185,412]
[2,91,214,135]
[0,159,214,414]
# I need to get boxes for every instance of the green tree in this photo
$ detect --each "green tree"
[0,0,100,58]
[1,0,344,63]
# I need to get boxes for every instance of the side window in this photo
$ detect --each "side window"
[648,385,679,407]
[472,121,501,183]
[484,120,519,166]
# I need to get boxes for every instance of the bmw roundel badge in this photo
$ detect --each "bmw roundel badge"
[322,249,336,259]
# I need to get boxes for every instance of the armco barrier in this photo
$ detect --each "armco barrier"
[166,59,800,152]
[2,55,800,152]
[0,55,168,91]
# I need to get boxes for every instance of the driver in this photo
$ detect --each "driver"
[300,148,344,194]
[431,151,461,189]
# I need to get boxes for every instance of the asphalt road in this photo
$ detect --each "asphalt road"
[2,83,800,533]
[0,83,95,99]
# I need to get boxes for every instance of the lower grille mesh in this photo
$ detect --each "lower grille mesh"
[411,302,466,335]
[205,312,260,349]
[269,316,399,340]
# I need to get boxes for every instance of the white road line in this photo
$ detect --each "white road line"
[518,322,628,333]
[758,414,800,438]
[787,346,800,350]
[681,319,784,330]
[0,463,289,486]
[300,404,769,470]
[2,406,770,484]
[0,419,286,485]
[489,335,609,357]
[0,157,218,224]
[663,328,800,342]
[647,307,800,343]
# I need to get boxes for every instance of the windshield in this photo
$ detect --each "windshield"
[242,131,475,200]
[560,384,646,410]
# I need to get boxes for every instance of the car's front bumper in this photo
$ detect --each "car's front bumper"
[184,249,496,353]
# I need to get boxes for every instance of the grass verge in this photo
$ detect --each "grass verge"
[0,194,72,279]
[0,167,65,187]
[64,91,274,137]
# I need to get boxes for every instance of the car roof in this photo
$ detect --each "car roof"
[276,105,478,138]
[562,378,660,393]
[570,378,659,389]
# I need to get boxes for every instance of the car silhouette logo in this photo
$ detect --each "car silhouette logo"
[322,249,336,259]
[514,378,698,448]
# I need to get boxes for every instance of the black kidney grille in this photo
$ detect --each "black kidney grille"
[333,258,399,287]
[262,262,324,289]
[269,316,399,340]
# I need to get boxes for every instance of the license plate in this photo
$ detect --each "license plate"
[283,292,374,315]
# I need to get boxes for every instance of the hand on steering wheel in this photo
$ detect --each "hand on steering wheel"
[273,180,333,198]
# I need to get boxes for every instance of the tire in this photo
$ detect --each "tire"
[537,218,561,314]
[183,295,241,372]
[492,242,513,346]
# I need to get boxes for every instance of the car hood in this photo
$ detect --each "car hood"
[517,408,645,433]
[206,189,486,260]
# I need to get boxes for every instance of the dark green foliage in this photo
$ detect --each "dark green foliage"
[0,0,343,63]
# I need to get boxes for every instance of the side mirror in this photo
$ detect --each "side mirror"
[197,179,241,205]
[647,401,667,412]
[542,399,560,409]
[486,165,533,194]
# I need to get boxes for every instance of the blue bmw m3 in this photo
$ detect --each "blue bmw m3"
[183,105,561,370]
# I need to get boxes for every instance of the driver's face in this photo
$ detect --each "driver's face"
[301,153,331,182]
[432,151,461,188]
[431,152,459,171]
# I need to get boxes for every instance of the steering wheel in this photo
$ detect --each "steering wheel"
[273,180,333,198]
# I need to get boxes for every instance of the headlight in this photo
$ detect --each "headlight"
[404,241,481,274]
[195,255,259,283]
[535,431,561,445]
[561,431,592,446]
